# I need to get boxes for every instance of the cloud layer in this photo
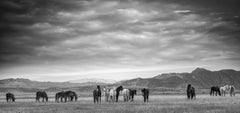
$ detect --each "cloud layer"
[0,0,240,81]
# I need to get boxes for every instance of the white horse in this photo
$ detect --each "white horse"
[221,85,235,96]
[122,89,130,102]
[220,86,226,96]
[103,87,110,102]
[109,87,116,102]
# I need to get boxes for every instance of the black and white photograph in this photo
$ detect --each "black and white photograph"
[0,0,240,112]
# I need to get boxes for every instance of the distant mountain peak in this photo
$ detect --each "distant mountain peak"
[191,67,210,74]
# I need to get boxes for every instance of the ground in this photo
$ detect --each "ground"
[0,94,240,113]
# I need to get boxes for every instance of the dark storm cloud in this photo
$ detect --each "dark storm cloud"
[0,0,87,64]
[0,0,240,77]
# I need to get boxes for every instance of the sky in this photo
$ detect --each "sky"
[0,0,240,82]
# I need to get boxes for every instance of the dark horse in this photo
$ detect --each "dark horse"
[129,89,137,101]
[116,86,123,102]
[210,86,221,96]
[6,93,15,102]
[141,88,149,102]
[55,91,77,102]
[93,85,101,103]
[55,91,65,102]
[65,90,78,102]
[186,84,196,99]
[36,91,48,102]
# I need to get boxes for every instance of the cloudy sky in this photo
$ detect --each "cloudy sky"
[0,0,240,82]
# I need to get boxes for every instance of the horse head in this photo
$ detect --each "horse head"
[97,85,101,90]
[116,86,123,92]
[187,84,192,90]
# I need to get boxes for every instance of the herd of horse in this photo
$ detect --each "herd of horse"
[4,84,236,103]
[93,85,148,103]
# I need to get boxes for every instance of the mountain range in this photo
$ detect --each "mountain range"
[119,68,240,89]
[0,68,240,92]
[68,78,116,84]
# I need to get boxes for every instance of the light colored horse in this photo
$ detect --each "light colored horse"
[221,85,235,96]
[109,87,116,102]
[103,87,110,102]
[122,89,130,102]
[220,86,226,96]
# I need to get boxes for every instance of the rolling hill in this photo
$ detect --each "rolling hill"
[119,68,240,89]
[1,68,240,92]
[0,78,112,92]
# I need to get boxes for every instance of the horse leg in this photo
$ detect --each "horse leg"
[99,96,101,103]
[36,97,38,102]
[109,96,111,102]
[116,93,119,102]
[64,97,67,103]
[97,97,99,103]
[106,94,108,102]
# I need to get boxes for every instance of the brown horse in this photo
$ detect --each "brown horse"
[93,85,101,103]
[6,93,15,102]
[36,91,48,102]
[141,88,149,102]
[115,86,123,102]
[129,89,137,101]
[55,91,78,103]
[210,86,221,96]
[186,84,196,99]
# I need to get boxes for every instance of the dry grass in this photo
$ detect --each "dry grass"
[0,94,240,113]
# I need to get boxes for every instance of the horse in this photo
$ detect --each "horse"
[220,86,227,96]
[65,91,78,102]
[6,93,15,102]
[55,91,77,102]
[103,87,110,102]
[122,89,130,102]
[221,85,235,96]
[129,89,137,101]
[210,86,221,96]
[55,91,65,102]
[109,87,116,102]
[141,88,149,102]
[93,85,101,103]
[36,91,48,102]
[230,85,235,96]
[186,84,196,99]
[115,86,123,102]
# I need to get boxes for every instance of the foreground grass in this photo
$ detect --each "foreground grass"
[0,95,240,113]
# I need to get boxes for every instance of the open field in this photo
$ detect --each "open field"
[0,94,240,113]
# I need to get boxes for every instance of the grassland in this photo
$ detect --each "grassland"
[0,94,240,113]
